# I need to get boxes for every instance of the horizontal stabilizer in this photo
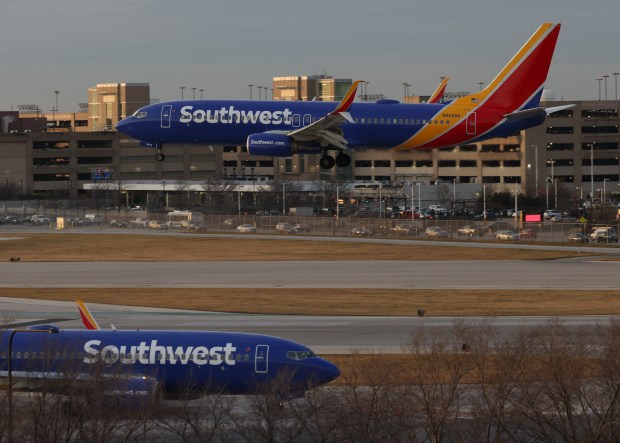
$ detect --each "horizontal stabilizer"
[545,104,575,115]
[503,107,547,120]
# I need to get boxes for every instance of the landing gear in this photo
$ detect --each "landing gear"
[156,150,165,162]
[335,152,351,167]
[319,155,336,170]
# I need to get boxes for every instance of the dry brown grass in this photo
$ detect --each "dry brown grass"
[0,233,596,262]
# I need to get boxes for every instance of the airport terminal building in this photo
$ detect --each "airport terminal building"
[0,80,618,206]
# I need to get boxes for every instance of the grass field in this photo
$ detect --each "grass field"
[1,233,618,316]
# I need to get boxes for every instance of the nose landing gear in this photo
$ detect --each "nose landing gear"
[156,149,165,162]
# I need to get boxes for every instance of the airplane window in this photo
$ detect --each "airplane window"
[287,350,317,360]
[374,118,378,124]
[361,118,365,123]
[387,119,391,124]
[236,354,242,362]
[24,352,29,359]
[243,354,250,362]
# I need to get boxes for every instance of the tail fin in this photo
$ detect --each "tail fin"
[476,23,561,111]
[427,77,449,104]
[77,299,100,330]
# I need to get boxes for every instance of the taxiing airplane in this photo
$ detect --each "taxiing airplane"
[116,23,568,170]
[0,302,340,402]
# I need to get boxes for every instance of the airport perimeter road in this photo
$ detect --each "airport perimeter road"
[2,298,619,354]
[0,259,618,289]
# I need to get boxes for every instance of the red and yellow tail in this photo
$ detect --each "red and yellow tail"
[77,299,100,330]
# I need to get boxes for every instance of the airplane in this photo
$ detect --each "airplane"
[115,23,569,170]
[0,302,340,403]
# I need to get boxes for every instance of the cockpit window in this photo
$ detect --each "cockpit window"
[286,350,316,361]
[132,110,148,119]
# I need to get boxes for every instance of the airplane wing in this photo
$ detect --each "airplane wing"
[427,77,450,104]
[286,80,361,150]
[77,299,101,330]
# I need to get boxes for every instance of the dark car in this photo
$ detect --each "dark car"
[567,232,589,243]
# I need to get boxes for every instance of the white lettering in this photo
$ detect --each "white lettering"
[82,340,237,367]
[178,106,292,126]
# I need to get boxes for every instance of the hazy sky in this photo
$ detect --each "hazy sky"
[2,0,619,111]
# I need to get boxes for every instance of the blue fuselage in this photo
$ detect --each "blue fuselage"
[0,329,340,397]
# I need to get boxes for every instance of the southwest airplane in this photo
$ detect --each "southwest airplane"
[0,302,340,402]
[115,23,568,170]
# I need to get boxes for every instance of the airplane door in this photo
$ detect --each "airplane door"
[255,345,269,373]
[303,114,312,126]
[161,105,172,128]
[466,112,476,135]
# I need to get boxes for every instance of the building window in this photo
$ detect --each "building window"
[480,144,501,152]
[547,143,574,151]
[395,160,413,167]
[546,126,574,134]
[416,160,433,167]
[223,160,237,167]
[285,159,292,173]
[582,126,619,134]
[373,160,390,167]
[581,109,618,118]
[459,144,477,152]
[459,160,477,167]
[582,142,619,151]
[355,160,372,167]
[503,160,521,167]
[482,160,500,167]
[438,160,456,167]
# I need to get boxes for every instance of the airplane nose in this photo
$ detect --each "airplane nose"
[115,118,130,134]
[317,358,341,384]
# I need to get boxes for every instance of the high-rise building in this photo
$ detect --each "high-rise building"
[88,83,150,131]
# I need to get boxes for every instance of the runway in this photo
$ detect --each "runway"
[0,258,619,289]
[2,298,619,354]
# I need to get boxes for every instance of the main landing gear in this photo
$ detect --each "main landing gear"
[319,152,351,169]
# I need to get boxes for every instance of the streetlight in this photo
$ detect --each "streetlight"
[180,86,185,100]
[322,180,325,210]
[248,84,254,100]
[603,178,609,207]
[547,159,556,209]
[597,78,603,100]
[192,87,196,99]
[603,75,609,100]
[589,143,594,201]
[531,144,539,196]
[478,82,484,91]
[613,72,619,101]
[200,89,204,99]
[258,86,263,100]
[54,90,59,112]
[417,182,421,213]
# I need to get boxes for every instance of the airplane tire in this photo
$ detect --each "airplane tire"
[319,155,336,169]
[156,153,165,162]
[336,153,351,167]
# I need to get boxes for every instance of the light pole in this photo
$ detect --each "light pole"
[417,182,421,213]
[258,86,263,100]
[483,185,487,220]
[322,180,325,210]
[613,72,619,101]
[180,86,185,100]
[514,188,518,227]
[192,87,196,99]
[603,178,609,207]
[532,144,539,196]
[478,82,484,91]
[590,143,594,201]
[410,183,415,221]
[603,75,609,100]
[597,78,603,100]
[200,89,204,99]
[282,182,285,214]
[248,84,254,100]
[548,160,556,209]
[54,90,59,112]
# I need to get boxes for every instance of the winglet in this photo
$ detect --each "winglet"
[77,299,100,330]
[427,77,450,104]
[330,80,361,115]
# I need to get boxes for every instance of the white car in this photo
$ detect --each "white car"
[543,210,562,220]
[237,224,257,233]
[495,230,520,240]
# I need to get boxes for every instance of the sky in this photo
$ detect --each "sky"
[1,0,619,112]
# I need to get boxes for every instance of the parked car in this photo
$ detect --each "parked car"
[148,220,167,230]
[567,232,589,243]
[222,219,236,229]
[390,223,420,236]
[495,230,520,241]
[474,210,497,221]
[292,223,311,233]
[457,225,483,237]
[543,210,562,220]
[589,227,618,243]
[351,226,373,237]
[130,217,149,228]
[519,228,538,239]
[425,226,449,238]
[237,224,257,233]
[109,219,128,228]
[275,222,294,233]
